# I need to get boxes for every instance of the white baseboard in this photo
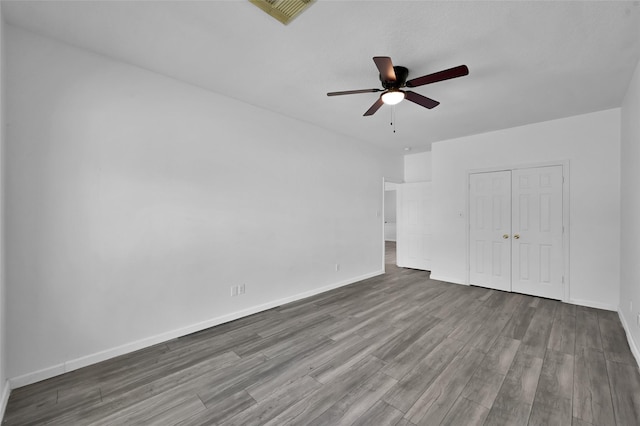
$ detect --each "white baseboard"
[9,270,384,389]
[0,380,10,421]
[428,278,619,312]
[568,298,618,312]
[9,364,65,389]
[618,310,640,369]
[428,274,466,285]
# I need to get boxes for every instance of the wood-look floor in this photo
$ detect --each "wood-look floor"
[5,242,640,425]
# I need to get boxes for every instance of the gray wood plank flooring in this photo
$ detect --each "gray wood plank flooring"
[4,242,640,425]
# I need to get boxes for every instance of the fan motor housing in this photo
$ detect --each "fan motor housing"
[381,66,409,89]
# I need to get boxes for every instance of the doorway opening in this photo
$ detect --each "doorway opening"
[383,180,399,271]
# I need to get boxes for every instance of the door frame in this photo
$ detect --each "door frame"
[465,160,571,302]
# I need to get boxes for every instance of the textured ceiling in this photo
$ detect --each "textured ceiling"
[3,1,640,153]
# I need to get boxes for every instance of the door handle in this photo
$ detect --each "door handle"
[514,234,520,239]
[503,234,509,239]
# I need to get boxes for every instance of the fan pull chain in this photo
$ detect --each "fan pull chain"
[391,106,397,133]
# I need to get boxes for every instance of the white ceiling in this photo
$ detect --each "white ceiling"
[3,0,640,153]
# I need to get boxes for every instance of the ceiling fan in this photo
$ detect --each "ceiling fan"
[327,57,469,116]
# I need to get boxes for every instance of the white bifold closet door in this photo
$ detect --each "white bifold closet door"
[469,166,564,300]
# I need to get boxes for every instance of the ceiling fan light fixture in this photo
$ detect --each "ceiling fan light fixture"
[327,57,468,116]
[381,90,405,105]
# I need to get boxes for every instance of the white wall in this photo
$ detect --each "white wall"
[5,26,402,384]
[0,5,8,416]
[620,56,640,361]
[432,109,621,310]
[404,151,432,182]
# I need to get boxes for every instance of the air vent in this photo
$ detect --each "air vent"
[250,0,315,25]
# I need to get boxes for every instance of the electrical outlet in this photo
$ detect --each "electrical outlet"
[239,284,245,295]
[637,313,640,327]
[631,301,634,312]
[335,263,340,272]
[231,286,238,297]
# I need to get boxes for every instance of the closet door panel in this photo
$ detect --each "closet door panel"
[511,166,563,300]
[469,171,512,292]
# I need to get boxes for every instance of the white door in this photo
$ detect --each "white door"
[511,166,564,299]
[397,182,432,270]
[469,171,512,292]
[469,166,564,300]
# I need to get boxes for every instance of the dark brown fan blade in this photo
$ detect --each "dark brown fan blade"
[327,88,382,96]
[363,97,384,116]
[373,57,396,82]
[405,91,440,109]
[405,65,469,88]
